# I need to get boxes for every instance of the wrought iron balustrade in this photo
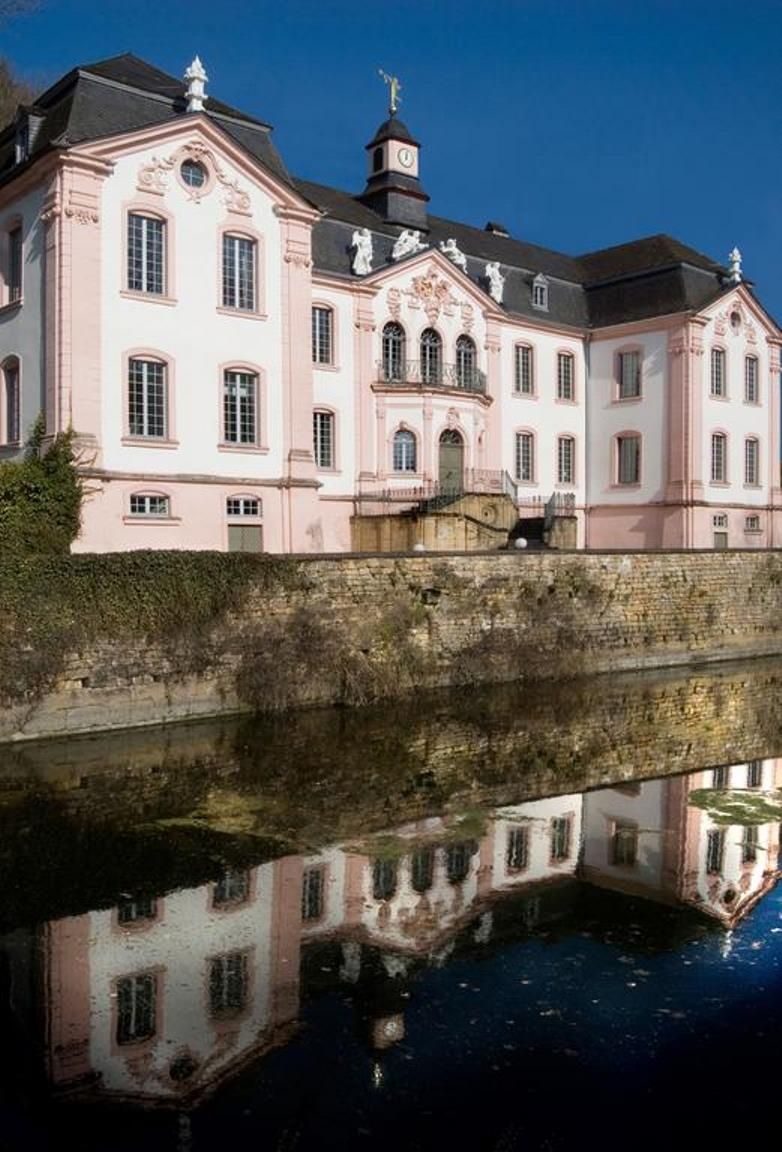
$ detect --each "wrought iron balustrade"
[357,469,518,514]
[375,360,487,394]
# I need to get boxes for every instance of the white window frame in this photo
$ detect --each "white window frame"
[128,358,167,439]
[617,435,640,485]
[127,213,165,295]
[129,493,170,518]
[744,437,759,486]
[711,432,727,483]
[744,355,759,404]
[312,305,334,365]
[392,428,417,473]
[514,344,534,395]
[710,347,726,397]
[223,369,259,446]
[557,435,574,485]
[557,352,574,401]
[222,233,256,311]
[532,274,548,311]
[313,410,335,469]
[515,431,535,483]
[618,350,641,399]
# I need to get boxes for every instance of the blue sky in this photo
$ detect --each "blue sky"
[4,0,782,316]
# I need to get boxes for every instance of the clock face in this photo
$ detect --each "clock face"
[398,146,415,170]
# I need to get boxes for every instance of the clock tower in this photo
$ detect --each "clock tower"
[360,89,429,229]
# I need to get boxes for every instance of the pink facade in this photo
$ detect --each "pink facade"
[0,53,779,553]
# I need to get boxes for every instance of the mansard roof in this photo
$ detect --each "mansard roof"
[0,52,291,188]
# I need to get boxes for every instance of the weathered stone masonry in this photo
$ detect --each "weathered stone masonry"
[3,550,782,742]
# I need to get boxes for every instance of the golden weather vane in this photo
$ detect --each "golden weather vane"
[378,69,402,116]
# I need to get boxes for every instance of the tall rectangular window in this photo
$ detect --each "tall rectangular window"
[551,817,571,862]
[222,234,256,311]
[515,431,534,483]
[312,306,333,365]
[213,869,250,907]
[506,825,529,872]
[712,766,729,789]
[313,410,334,468]
[557,353,574,401]
[209,952,248,1017]
[745,356,758,403]
[116,973,156,1044]
[127,214,165,294]
[128,359,166,438]
[611,822,638,866]
[710,348,726,397]
[8,226,22,302]
[706,829,725,875]
[617,435,640,484]
[747,760,763,789]
[618,351,641,399]
[3,360,20,444]
[711,433,727,483]
[514,345,533,395]
[557,436,574,484]
[744,438,759,486]
[301,867,324,921]
[223,370,258,445]
[742,826,759,864]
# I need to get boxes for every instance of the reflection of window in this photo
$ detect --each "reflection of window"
[372,859,397,901]
[445,842,471,884]
[747,761,763,789]
[712,766,729,789]
[411,847,434,893]
[741,826,759,864]
[209,952,248,1017]
[551,817,571,862]
[393,428,417,472]
[706,828,725,875]
[117,898,157,925]
[506,825,529,872]
[213,870,250,907]
[116,973,157,1044]
[611,822,638,866]
[302,867,325,920]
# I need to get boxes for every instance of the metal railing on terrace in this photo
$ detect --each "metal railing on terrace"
[357,469,518,515]
[375,360,487,394]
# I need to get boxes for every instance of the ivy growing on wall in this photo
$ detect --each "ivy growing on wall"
[0,416,82,557]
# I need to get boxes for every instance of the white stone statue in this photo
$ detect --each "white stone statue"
[351,227,373,275]
[439,237,467,271]
[392,229,427,261]
[728,246,743,284]
[485,261,505,304]
[184,55,208,113]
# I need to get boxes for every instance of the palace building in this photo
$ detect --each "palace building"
[0,52,779,553]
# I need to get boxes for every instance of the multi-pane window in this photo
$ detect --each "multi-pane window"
[710,348,726,397]
[514,345,533,395]
[515,431,534,483]
[445,842,471,884]
[129,494,169,517]
[745,514,760,532]
[213,869,250,908]
[745,356,759,403]
[411,847,435,893]
[222,234,256,311]
[557,352,574,401]
[382,322,405,381]
[420,328,442,385]
[551,817,571,862]
[8,226,22,302]
[711,433,727,483]
[742,826,759,864]
[611,822,638,867]
[747,760,763,789]
[312,306,333,365]
[313,410,334,469]
[706,829,725,875]
[558,436,574,485]
[618,351,641,399]
[127,213,165,294]
[393,428,417,472]
[128,358,167,438]
[223,370,258,445]
[532,274,548,310]
[372,858,397,901]
[712,766,729,789]
[226,496,261,517]
[506,825,529,872]
[2,359,19,444]
[116,973,156,1044]
[209,952,248,1017]
[455,334,477,389]
[117,898,157,925]
[301,867,324,920]
[744,438,759,486]
[617,435,640,484]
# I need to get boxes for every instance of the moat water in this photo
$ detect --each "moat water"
[2,660,782,1150]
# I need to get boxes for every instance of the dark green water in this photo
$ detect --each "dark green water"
[2,661,782,1150]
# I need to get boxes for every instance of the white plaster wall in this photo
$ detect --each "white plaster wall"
[491,795,583,889]
[87,863,275,1098]
[311,283,355,494]
[0,183,46,452]
[586,330,669,504]
[581,780,666,890]
[99,136,286,480]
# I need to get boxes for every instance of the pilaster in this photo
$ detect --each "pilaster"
[353,287,377,481]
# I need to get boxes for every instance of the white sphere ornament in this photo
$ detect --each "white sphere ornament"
[413,542,427,552]
[514,537,528,549]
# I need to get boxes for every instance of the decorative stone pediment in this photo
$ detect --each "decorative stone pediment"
[404,268,459,324]
[714,299,757,343]
[137,139,252,214]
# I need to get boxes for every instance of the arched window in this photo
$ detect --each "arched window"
[1,357,20,445]
[420,328,442,385]
[455,334,476,389]
[393,428,417,472]
[382,322,406,382]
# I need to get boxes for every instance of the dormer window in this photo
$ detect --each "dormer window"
[532,274,549,311]
[14,120,29,165]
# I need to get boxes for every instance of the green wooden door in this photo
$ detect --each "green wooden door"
[439,431,464,493]
[228,524,264,552]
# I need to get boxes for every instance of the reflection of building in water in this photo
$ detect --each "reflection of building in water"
[581,759,782,924]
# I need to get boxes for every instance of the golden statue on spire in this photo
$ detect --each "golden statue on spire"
[378,69,401,116]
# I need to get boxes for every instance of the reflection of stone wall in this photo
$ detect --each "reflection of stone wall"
[4,550,782,740]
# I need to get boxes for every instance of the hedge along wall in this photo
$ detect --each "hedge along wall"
[2,549,782,742]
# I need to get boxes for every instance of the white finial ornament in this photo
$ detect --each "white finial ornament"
[728,246,743,284]
[185,55,208,113]
[485,261,505,304]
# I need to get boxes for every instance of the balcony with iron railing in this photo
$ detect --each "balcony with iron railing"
[375,360,487,394]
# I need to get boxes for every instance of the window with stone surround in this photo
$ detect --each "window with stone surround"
[514,344,534,395]
[312,305,334,365]
[617,434,640,485]
[223,369,259,445]
[129,493,170,517]
[1,357,20,445]
[558,435,574,485]
[711,433,727,483]
[745,356,759,403]
[618,350,641,399]
[515,430,535,483]
[222,233,256,311]
[710,348,726,397]
[127,213,165,295]
[557,352,574,401]
[128,358,167,439]
[393,428,417,472]
[116,972,157,1044]
[744,437,759,486]
[313,410,335,469]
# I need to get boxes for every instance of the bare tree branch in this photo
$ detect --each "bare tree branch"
[0,0,40,22]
